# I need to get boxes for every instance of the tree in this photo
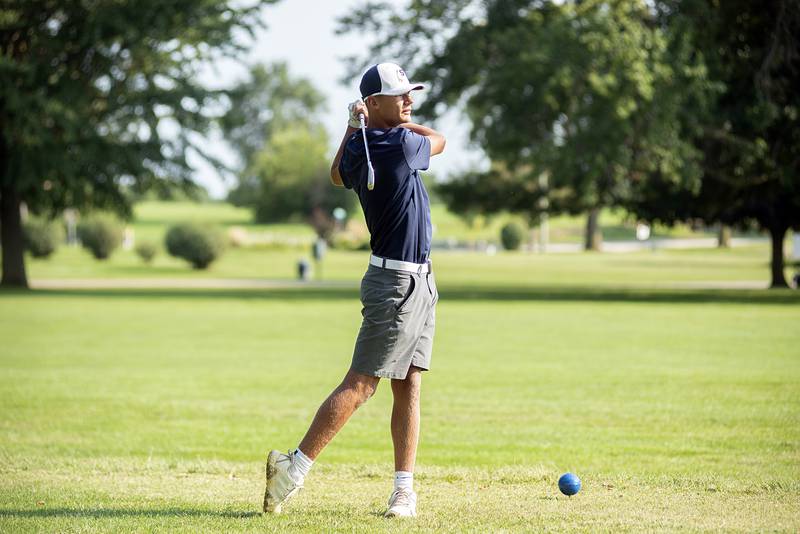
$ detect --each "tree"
[220,62,325,171]
[246,124,354,240]
[339,0,705,250]
[220,62,355,239]
[219,62,326,206]
[0,0,273,288]
[628,0,800,287]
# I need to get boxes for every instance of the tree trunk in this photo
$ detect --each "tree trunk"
[584,207,602,251]
[769,225,788,289]
[717,225,731,248]
[0,185,29,288]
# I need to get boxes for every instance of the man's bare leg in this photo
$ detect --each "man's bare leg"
[383,366,422,517]
[264,369,379,513]
[390,366,422,472]
[298,369,380,459]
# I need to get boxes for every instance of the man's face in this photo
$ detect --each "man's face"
[369,92,414,126]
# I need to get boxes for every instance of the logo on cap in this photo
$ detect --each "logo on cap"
[397,69,407,83]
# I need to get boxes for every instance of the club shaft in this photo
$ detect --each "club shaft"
[358,114,375,190]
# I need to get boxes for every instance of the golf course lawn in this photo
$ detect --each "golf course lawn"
[127,200,717,246]
[1,246,799,531]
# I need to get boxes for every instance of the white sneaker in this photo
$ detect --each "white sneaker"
[384,488,417,518]
[263,450,303,514]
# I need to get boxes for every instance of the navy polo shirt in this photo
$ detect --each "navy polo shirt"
[339,128,432,264]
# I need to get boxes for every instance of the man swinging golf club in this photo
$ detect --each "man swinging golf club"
[263,62,446,518]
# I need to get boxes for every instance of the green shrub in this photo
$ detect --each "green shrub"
[165,223,225,269]
[23,217,64,258]
[500,222,524,251]
[77,214,123,259]
[135,241,158,264]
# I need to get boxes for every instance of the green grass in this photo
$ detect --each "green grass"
[23,199,788,284]
[130,201,317,245]
[2,249,800,531]
[126,200,724,249]
[430,205,720,244]
[3,200,799,531]
[28,200,767,285]
[25,243,789,289]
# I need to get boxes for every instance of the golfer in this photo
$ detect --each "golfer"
[263,62,445,518]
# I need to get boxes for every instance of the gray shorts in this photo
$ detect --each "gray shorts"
[350,263,439,380]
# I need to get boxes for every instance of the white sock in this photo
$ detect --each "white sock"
[289,448,313,484]
[394,471,413,492]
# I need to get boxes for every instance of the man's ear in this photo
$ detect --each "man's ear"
[366,96,378,110]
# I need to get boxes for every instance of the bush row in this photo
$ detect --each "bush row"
[23,214,225,269]
[24,213,529,263]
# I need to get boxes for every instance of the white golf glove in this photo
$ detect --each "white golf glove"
[348,99,365,128]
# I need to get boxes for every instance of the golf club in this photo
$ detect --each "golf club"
[358,113,375,190]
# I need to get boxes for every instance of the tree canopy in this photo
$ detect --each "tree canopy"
[0,0,274,287]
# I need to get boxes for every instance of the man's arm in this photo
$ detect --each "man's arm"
[330,126,357,187]
[398,122,446,156]
[331,100,369,186]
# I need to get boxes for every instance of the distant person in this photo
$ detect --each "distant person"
[263,62,446,518]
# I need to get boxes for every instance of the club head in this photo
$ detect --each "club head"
[367,165,375,190]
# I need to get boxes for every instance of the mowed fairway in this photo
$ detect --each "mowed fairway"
[1,250,799,532]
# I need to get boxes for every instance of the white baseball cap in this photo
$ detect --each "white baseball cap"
[359,63,424,98]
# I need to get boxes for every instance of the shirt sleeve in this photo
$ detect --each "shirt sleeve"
[338,147,353,189]
[402,130,431,171]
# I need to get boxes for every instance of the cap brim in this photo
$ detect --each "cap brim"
[371,83,425,97]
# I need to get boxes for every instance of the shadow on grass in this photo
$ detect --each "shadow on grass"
[2,285,798,305]
[0,507,260,519]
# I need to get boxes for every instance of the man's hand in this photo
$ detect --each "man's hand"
[348,99,368,128]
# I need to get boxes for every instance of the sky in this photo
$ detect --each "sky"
[192,0,483,198]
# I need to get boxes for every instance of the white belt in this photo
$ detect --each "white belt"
[370,254,431,274]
